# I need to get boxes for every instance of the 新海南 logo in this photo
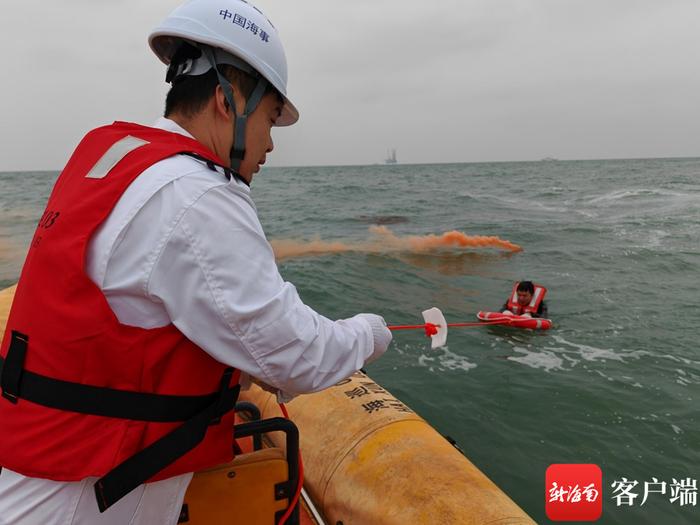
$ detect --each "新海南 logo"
[546,464,602,522]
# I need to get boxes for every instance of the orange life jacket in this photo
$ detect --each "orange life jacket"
[0,122,244,511]
[505,282,547,316]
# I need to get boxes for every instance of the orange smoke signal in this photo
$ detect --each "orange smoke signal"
[270,226,522,261]
[368,226,522,253]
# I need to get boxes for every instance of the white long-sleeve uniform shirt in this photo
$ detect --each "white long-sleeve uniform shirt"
[0,118,381,524]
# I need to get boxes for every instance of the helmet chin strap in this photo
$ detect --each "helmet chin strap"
[201,47,268,173]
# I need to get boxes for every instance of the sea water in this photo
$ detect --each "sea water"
[1,158,698,524]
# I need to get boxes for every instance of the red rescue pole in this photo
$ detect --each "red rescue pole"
[387,319,512,332]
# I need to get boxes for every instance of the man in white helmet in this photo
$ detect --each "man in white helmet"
[0,0,392,523]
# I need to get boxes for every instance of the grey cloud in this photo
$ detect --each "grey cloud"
[1,0,699,170]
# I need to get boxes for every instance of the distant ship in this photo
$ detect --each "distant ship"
[385,148,398,164]
[540,157,558,162]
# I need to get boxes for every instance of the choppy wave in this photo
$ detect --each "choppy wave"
[417,347,478,373]
[354,214,409,225]
[3,158,700,525]
[503,335,653,376]
[507,347,566,372]
[589,188,686,203]
[587,187,690,204]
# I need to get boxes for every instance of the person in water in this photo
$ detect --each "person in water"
[501,281,548,318]
[0,1,392,523]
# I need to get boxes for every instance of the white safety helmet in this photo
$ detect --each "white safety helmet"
[149,0,298,172]
[149,0,298,127]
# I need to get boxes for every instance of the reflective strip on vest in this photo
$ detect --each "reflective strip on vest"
[529,287,543,309]
[85,136,150,179]
[510,289,518,304]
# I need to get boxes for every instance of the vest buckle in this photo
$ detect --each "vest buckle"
[1,331,29,405]
[209,367,237,426]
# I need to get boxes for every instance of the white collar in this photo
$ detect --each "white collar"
[152,117,196,140]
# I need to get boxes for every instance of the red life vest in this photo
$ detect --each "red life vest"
[505,282,547,316]
[0,122,243,511]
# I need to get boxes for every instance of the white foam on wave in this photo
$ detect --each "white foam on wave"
[574,209,599,219]
[661,354,700,366]
[549,336,622,362]
[507,347,565,372]
[417,353,436,371]
[415,346,477,373]
[399,343,477,374]
[549,335,650,362]
[475,192,570,213]
[528,201,570,213]
[593,369,615,382]
[504,335,655,388]
[674,368,699,387]
[645,229,671,248]
[479,193,521,206]
[612,225,674,250]
[588,188,685,205]
[434,347,478,372]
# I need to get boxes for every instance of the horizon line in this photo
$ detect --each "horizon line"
[2,154,699,174]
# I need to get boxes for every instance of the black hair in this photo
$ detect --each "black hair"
[517,281,535,293]
[163,42,276,119]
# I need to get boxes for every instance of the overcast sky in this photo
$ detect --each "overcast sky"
[1,0,699,171]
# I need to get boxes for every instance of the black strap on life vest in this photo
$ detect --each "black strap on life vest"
[179,152,250,187]
[0,331,240,512]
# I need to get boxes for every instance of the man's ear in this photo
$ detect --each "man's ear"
[214,85,230,118]
[214,83,247,118]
